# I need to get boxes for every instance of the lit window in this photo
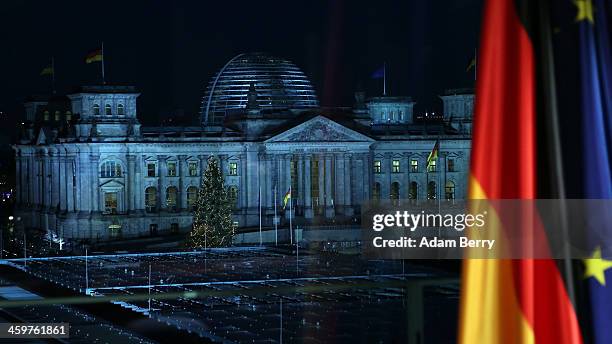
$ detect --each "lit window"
[228,162,238,176]
[93,104,100,115]
[167,161,177,176]
[147,163,156,177]
[166,186,178,211]
[104,192,118,214]
[410,159,419,172]
[54,111,61,121]
[101,160,122,178]
[447,159,455,172]
[188,162,198,176]
[427,160,437,172]
[373,160,382,174]
[187,186,198,210]
[145,187,157,212]
[117,104,124,115]
[392,160,400,173]
[105,104,112,115]
[65,111,72,121]
[43,111,50,121]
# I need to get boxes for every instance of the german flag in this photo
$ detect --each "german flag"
[426,140,439,170]
[459,0,583,343]
[282,188,291,210]
[85,48,103,64]
[40,65,53,76]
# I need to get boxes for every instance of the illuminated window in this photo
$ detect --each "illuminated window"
[105,104,112,115]
[147,163,156,177]
[43,111,50,121]
[392,160,400,173]
[54,110,61,121]
[167,161,177,176]
[117,104,124,115]
[188,162,198,176]
[145,187,157,212]
[373,160,382,174]
[410,159,419,172]
[166,186,178,211]
[104,192,118,214]
[65,111,72,121]
[187,186,198,210]
[101,160,122,178]
[93,104,100,115]
[228,162,238,176]
[447,158,455,172]
[427,160,437,172]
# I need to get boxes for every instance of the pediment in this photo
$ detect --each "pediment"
[265,116,373,143]
[99,179,125,189]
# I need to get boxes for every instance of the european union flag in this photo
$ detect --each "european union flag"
[371,65,385,79]
[576,0,612,343]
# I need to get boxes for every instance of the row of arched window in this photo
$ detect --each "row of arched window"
[372,180,456,200]
[144,185,238,213]
[92,103,124,116]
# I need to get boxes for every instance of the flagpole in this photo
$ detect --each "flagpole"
[289,186,293,245]
[101,42,106,84]
[51,56,56,94]
[274,185,278,246]
[259,186,262,246]
[383,62,387,96]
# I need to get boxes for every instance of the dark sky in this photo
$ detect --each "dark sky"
[0,0,482,127]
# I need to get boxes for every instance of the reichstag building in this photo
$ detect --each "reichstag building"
[13,52,472,240]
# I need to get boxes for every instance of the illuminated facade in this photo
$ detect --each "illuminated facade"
[13,53,473,240]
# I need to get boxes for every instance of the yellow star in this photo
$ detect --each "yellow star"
[574,0,595,23]
[584,247,612,286]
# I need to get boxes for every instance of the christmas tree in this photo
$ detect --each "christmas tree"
[188,157,233,248]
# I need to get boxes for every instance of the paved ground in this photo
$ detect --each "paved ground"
[2,248,460,343]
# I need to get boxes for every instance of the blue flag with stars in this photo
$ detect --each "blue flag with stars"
[576,0,612,343]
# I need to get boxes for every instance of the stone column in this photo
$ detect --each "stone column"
[59,153,67,213]
[66,156,74,213]
[383,152,392,199]
[297,155,304,211]
[178,155,187,211]
[344,153,353,216]
[304,155,312,219]
[90,154,100,212]
[135,155,144,212]
[50,150,60,211]
[265,154,273,209]
[324,154,334,218]
[404,152,411,199]
[317,155,325,215]
[127,155,137,212]
[157,155,167,211]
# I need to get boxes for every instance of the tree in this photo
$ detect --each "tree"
[188,157,233,248]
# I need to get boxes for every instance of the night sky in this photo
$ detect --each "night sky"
[0,0,482,130]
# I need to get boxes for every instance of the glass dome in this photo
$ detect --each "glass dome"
[200,52,319,125]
